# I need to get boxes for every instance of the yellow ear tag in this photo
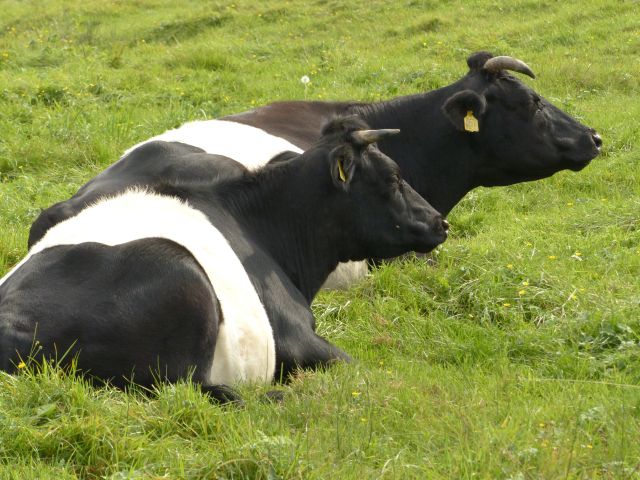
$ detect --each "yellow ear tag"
[464,110,479,132]
[337,159,347,182]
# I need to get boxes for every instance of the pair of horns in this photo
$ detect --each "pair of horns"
[350,128,400,146]
[483,56,536,79]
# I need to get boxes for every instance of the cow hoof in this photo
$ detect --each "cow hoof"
[200,384,244,407]
[263,390,286,404]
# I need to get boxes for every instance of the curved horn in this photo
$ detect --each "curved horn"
[350,128,400,146]
[483,56,536,79]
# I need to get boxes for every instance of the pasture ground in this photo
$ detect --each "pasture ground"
[0,0,639,478]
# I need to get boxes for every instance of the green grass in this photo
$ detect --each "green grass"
[1,0,639,478]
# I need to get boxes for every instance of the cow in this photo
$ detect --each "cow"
[0,117,449,403]
[26,51,602,287]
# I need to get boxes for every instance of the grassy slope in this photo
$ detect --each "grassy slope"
[0,0,639,478]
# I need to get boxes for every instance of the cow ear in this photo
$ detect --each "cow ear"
[330,146,355,191]
[442,90,487,133]
[467,51,494,71]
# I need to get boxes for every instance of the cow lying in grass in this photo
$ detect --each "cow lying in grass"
[27,51,601,290]
[0,117,448,403]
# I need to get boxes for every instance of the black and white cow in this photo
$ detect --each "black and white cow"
[0,117,448,402]
[27,51,602,287]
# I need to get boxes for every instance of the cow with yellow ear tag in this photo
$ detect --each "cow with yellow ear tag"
[28,51,600,290]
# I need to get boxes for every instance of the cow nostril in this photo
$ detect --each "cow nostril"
[441,219,449,232]
[592,132,602,149]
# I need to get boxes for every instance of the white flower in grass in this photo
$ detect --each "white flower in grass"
[300,75,310,85]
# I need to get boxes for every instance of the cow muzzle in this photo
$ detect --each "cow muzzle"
[442,219,450,236]
[591,130,603,152]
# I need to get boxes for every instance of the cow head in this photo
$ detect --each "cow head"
[441,51,602,186]
[321,117,449,260]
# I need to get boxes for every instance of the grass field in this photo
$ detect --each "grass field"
[1,0,639,478]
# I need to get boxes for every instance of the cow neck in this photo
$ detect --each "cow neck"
[219,160,345,303]
[347,80,478,216]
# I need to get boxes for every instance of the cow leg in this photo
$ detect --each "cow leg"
[256,283,352,382]
[274,330,352,382]
[310,334,352,366]
[199,384,244,406]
